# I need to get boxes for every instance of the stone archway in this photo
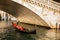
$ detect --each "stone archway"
[0,0,49,28]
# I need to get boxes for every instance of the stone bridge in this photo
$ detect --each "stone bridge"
[0,0,60,28]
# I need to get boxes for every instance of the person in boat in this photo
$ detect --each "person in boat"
[12,21,36,34]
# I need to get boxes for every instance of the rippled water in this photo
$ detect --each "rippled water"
[36,26,60,40]
[0,21,36,40]
[0,21,60,40]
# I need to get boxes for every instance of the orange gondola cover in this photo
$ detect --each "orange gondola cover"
[12,23,24,31]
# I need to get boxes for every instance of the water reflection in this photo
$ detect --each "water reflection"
[1,21,60,40]
[0,21,36,40]
[36,27,60,40]
[46,29,60,40]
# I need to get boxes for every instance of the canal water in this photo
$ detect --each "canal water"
[0,21,60,40]
[36,26,60,40]
[0,21,36,40]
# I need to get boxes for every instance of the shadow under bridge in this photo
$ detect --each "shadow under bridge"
[0,0,49,27]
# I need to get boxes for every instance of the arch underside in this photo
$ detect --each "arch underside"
[0,0,49,27]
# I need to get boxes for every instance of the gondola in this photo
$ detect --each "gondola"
[12,23,36,34]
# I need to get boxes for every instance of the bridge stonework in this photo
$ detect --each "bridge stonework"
[12,0,60,28]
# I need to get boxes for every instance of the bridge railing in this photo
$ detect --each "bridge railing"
[23,0,60,14]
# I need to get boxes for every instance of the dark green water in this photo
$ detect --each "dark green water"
[0,21,36,40]
[0,21,60,40]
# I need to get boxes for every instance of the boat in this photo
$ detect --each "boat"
[12,22,36,34]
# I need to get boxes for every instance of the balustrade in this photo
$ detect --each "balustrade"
[23,0,60,14]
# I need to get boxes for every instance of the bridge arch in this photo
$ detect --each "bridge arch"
[0,0,58,28]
